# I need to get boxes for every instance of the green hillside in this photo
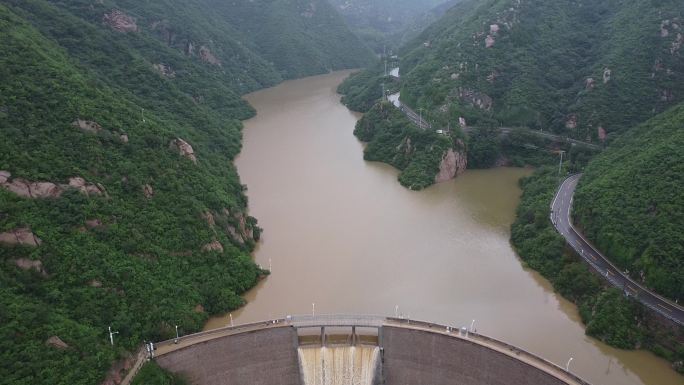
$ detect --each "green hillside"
[0,1,370,384]
[574,103,684,301]
[398,0,684,142]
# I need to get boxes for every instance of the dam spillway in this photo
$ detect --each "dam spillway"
[153,316,592,385]
[298,346,380,385]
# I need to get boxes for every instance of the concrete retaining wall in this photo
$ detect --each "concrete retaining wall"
[381,326,567,385]
[156,327,301,385]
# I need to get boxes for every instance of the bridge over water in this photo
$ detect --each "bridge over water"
[142,315,592,385]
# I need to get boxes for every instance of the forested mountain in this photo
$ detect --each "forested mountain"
[327,0,457,52]
[574,103,684,301]
[398,0,684,142]
[0,1,371,384]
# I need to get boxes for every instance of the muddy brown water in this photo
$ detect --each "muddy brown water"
[205,71,682,385]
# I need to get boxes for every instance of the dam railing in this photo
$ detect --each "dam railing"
[150,314,592,385]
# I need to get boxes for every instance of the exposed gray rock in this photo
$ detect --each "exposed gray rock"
[143,184,154,198]
[85,219,104,229]
[0,228,42,247]
[46,336,69,350]
[14,258,47,276]
[435,148,467,183]
[169,138,197,164]
[202,241,224,252]
[199,46,221,66]
[72,119,103,133]
[103,10,138,32]
[68,177,105,196]
[0,170,10,184]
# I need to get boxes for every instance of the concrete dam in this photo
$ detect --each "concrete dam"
[152,315,591,385]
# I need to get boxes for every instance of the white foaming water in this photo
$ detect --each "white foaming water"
[298,346,379,385]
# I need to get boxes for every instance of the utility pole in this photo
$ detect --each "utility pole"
[108,326,119,346]
[383,44,388,77]
[558,150,565,178]
[312,303,315,317]
[174,325,179,344]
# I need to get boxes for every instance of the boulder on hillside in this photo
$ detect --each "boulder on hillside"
[142,184,154,198]
[0,170,10,184]
[169,138,197,164]
[14,258,48,276]
[199,46,222,66]
[227,225,244,245]
[46,336,69,350]
[0,172,106,199]
[202,211,216,228]
[68,177,105,196]
[603,67,612,83]
[202,241,224,252]
[103,10,138,33]
[153,63,176,78]
[598,126,607,142]
[72,119,103,133]
[85,219,104,229]
[0,228,42,247]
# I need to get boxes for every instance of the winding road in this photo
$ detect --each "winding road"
[551,174,684,325]
[387,92,600,149]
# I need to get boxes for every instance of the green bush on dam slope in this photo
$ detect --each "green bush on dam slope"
[0,1,372,384]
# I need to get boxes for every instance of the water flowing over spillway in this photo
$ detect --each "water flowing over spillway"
[298,346,380,385]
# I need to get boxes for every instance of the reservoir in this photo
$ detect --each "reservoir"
[206,71,681,385]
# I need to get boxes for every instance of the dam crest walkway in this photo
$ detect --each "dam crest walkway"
[147,314,591,385]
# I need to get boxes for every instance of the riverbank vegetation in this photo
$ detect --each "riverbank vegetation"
[338,69,388,113]
[354,102,459,190]
[0,1,370,383]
